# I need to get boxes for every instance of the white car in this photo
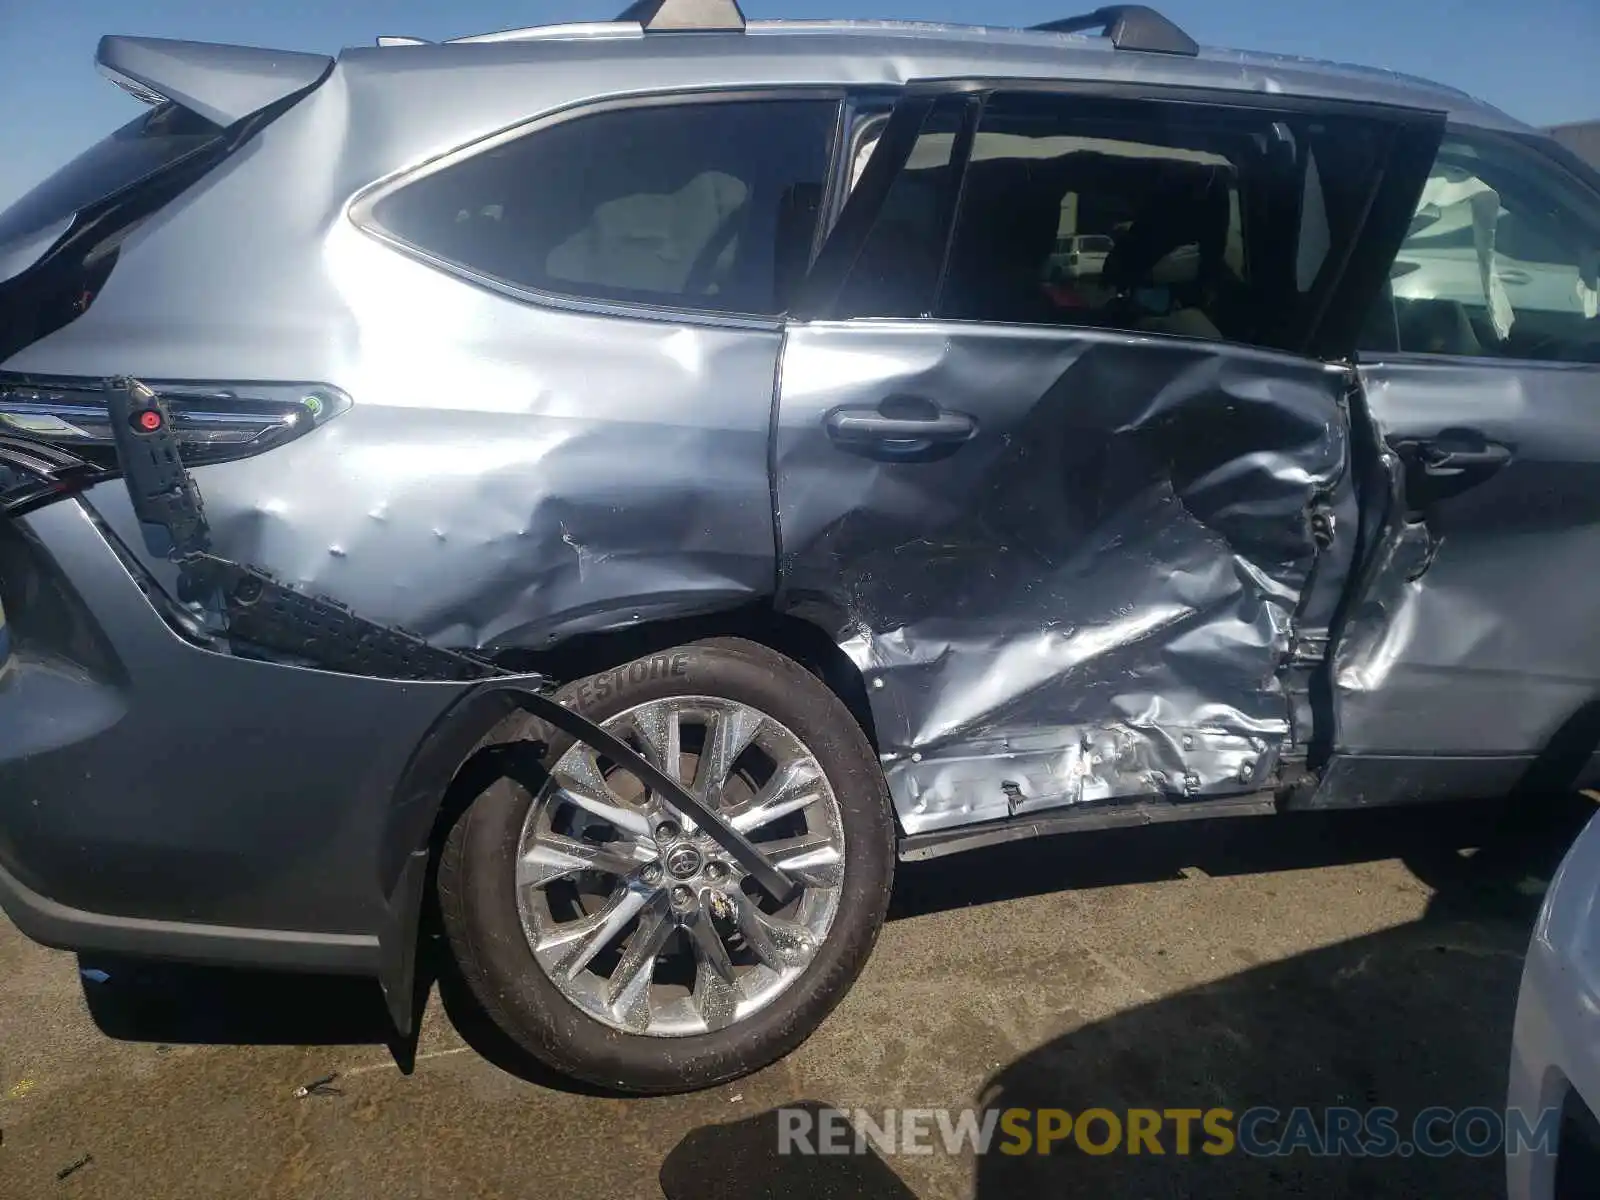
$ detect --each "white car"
[1508,809,1600,1199]
[1049,233,1116,279]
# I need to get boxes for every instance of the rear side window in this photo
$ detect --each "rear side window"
[942,94,1382,350]
[1361,130,1600,363]
[0,102,222,247]
[830,91,1387,354]
[369,98,840,317]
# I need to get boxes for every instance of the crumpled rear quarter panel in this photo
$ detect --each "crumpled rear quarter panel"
[64,226,784,649]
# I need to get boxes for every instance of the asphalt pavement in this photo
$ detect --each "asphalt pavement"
[0,797,1587,1199]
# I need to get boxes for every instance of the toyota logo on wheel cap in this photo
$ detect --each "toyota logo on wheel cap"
[665,844,703,879]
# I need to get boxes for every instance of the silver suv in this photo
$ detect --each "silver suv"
[2,2,1598,1094]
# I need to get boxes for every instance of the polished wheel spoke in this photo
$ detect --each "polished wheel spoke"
[535,885,648,980]
[555,751,653,838]
[690,918,742,1033]
[554,784,652,839]
[732,890,813,969]
[757,832,844,888]
[684,898,737,986]
[727,759,823,833]
[693,705,764,803]
[631,704,683,786]
[518,832,647,887]
[606,895,675,1025]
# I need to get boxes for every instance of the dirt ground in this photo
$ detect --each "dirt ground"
[0,797,1588,1199]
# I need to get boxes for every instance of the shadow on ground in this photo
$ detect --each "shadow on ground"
[76,956,393,1047]
[76,912,616,1093]
[658,795,1594,1200]
[661,1101,918,1200]
[961,795,1590,1198]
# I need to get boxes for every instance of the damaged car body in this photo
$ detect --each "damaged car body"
[2,2,1599,1092]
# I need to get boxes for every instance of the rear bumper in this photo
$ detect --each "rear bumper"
[0,498,476,975]
[0,854,380,973]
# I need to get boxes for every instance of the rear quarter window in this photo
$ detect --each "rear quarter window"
[366,97,841,317]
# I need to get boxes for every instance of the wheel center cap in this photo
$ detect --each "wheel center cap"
[664,844,703,880]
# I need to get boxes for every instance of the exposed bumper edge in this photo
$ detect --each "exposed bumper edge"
[0,854,380,975]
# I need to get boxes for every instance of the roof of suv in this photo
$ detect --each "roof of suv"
[345,12,1529,136]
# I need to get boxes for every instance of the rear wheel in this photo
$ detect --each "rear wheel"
[437,638,894,1093]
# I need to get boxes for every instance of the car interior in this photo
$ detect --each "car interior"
[831,96,1382,355]
[371,98,837,316]
[1362,133,1600,363]
[373,89,1600,366]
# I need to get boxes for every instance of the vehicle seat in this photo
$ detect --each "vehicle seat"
[545,170,748,295]
[1101,169,1232,340]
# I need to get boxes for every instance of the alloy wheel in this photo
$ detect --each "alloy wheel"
[514,695,846,1037]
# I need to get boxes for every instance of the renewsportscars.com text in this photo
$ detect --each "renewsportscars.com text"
[776,1105,1559,1159]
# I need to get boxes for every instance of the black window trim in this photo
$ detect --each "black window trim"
[798,75,1448,362]
[793,92,984,321]
[349,86,851,330]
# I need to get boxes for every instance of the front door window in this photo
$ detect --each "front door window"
[1362,131,1600,362]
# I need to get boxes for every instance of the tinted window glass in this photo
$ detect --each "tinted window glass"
[831,93,1385,352]
[0,102,222,247]
[1363,131,1600,363]
[933,94,1382,350]
[372,99,839,316]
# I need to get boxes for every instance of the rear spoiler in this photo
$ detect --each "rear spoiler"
[95,35,333,128]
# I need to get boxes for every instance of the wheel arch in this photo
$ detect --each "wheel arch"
[377,601,883,1035]
[493,602,879,755]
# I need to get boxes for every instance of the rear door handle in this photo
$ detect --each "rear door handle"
[824,398,977,462]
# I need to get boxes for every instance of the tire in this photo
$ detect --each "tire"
[437,638,895,1094]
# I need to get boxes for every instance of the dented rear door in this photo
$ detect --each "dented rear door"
[775,85,1444,838]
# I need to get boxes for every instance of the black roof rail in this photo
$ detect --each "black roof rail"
[1031,5,1199,56]
[616,0,747,32]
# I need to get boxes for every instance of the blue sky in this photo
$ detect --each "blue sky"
[0,0,1596,210]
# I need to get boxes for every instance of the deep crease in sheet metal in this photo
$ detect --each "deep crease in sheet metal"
[775,323,1350,834]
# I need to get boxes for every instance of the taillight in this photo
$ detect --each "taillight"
[0,375,349,469]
